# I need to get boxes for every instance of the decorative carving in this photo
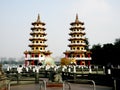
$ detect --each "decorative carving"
[54,73,63,83]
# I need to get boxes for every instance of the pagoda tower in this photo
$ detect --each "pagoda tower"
[24,14,52,66]
[63,14,91,66]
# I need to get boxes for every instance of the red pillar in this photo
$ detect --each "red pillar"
[80,61,82,65]
[32,54,34,57]
[31,54,34,65]
[32,60,34,65]
[25,53,27,58]
[88,53,90,58]
[88,61,90,66]
[80,54,82,58]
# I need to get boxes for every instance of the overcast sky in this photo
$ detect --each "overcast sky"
[0,0,120,58]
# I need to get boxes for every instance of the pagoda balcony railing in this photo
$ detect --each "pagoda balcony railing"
[69,43,86,46]
[25,57,39,60]
[29,37,46,39]
[25,57,45,60]
[72,24,84,27]
[71,25,85,28]
[32,31,44,33]
[29,43,47,46]
[75,57,92,60]
[30,31,46,34]
[70,37,86,39]
[70,31,85,33]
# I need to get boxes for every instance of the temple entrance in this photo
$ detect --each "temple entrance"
[34,60,39,65]
[76,60,80,65]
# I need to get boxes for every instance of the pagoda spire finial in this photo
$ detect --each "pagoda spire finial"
[37,14,40,22]
[75,13,79,23]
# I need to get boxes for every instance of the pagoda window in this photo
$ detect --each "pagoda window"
[36,47,38,50]
[36,35,38,37]
[40,41,42,43]
[40,48,42,50]
[77,47,80,50]
[77,41,79,43]
[81,47,83,50]
[36,41,38,43]
[73,48,75,50]
[77,55,80,57]
[35,54,38,57]
[32,48,34,50]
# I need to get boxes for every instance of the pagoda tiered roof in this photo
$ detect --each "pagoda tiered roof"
[70,27,85,30]
[24,50,52,54]
[29,44,48,47]
[63,50,92,54]
[68,43,87,47]
[70,14,84,25]
[32,14,45,26]
[69,32,86,35]
[29,38,47,41]
[30,32,47,36]
[31,27,46,31]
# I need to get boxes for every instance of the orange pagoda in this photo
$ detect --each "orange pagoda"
[63,14,92,66]
[24,14,52,66]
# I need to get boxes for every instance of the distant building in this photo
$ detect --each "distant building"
[24,14,52,66]
[63,14,92,66]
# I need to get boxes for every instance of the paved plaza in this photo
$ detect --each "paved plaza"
[10,83,112,90]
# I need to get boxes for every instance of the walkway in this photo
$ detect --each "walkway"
[10,83,112,90]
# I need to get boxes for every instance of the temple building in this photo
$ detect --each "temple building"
[24,14,52,66]
[63,14,92,66]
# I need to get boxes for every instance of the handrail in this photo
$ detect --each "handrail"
[8,81,11,90]
[39,80,71,90]
[63,81,71,90]
[39,79,46,90]
[7,79,95,90]
[66,79,96,90]
[7,79,45,90]
[112,77,120,90]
